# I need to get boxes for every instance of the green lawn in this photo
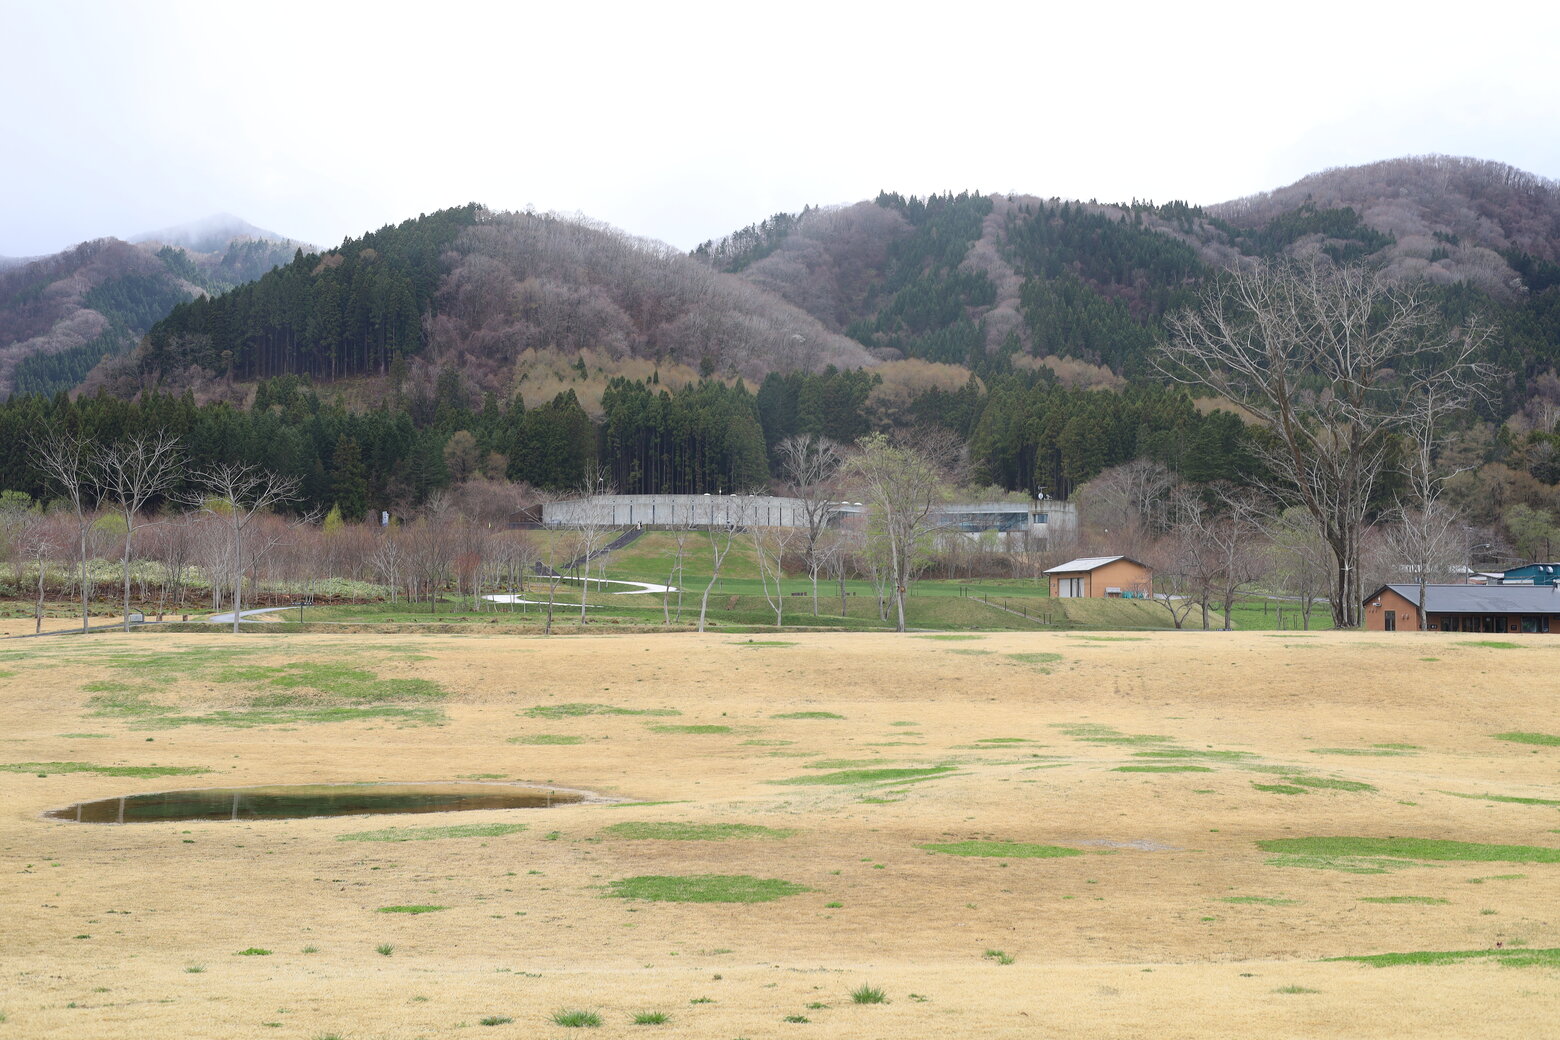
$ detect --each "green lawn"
[229,529,1335,633]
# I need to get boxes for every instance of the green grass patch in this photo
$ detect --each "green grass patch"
[605,874,809,903]
[631,1010,670,1025]
[552,1009,601,1028]
[771,711,845,720]
[600,822,794,841]
[377,905,447,914]
[1113,764,1214,773]
[57,733,111,739]
[1134,748,1253,760]
[508,734,586,745]
[1309,748,1411,757]
[480,1015,514,1026]
[1005,652,1061,665]
[524,702,680,718]
[1264,855,1425,874]
[1274,985,1319,993]
[1326,948,1560,968]
[1439,791,1560,807]
[1358,896,1449,905]
[1281,776,1376,792]
[1057,723,1174,745]
[772,766,954,786]
[1458,640,1523,649]
[1258,837,1560,863]
[1493,731,1560,747]
[983,948,1015,964]
[1221,896,1298,905]
[0,761,209,777]
[805,758,900,769]
[1254,783,1309,795]
[87,677,445,728]
[918,840,1084,859]
[850,984,887,1004]
[731,640,797,648]
[234,947,271,956]
[337,823,527,842]
[650,724,731,734]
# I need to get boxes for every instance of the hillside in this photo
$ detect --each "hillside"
[99,205,874,405]
[693,157,1560,402]
[0,223,303,399]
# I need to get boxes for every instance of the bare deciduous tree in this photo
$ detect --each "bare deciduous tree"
[697,507,741,634]
[98,433,182,631]
[1201,487,1272,631]
[33,430,98,632]
[661,505,694,625]
[1160,256,1492,627]
[750,521,795,628]
[1268,506,1330,630]
[192,463,302,634]
[1390,386,1475,628]
[847,432,955,632]
[776,434,844,615]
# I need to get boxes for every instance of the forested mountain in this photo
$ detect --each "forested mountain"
[0,222,303,399]
[9,155,1560,552]
[102,206,874,406]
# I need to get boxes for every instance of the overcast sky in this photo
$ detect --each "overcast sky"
[4,0,1558,257]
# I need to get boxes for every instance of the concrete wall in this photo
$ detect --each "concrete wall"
[542,495,808,529]
[541,495,1077,540]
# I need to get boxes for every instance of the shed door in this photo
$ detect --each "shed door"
[1384,610,1396,632]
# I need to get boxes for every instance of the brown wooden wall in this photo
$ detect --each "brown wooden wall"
[1049,560,1153,598]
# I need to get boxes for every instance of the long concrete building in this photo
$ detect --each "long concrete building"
[539,494,1075,543]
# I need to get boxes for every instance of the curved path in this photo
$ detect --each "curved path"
[203,606,298,624]
[483,576,675,607]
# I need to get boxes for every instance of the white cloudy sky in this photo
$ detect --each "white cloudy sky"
[4,0,1558,256]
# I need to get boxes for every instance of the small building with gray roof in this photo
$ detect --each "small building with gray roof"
[1043,555,1152,599]
[1363,583,1560,633]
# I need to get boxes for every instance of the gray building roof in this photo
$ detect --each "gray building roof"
[1045,555,1138,574]
[1376,583,1560,614]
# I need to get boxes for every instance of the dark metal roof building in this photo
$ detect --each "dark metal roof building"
[1371,584,1560,613]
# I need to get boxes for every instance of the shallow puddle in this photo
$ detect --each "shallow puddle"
[46,782,590,824]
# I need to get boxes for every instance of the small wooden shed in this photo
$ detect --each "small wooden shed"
[1044,556,1153,599]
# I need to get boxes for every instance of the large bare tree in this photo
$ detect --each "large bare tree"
[1160,257,1491,627]
[98,433,183,631]
[847,432,954,632]
[192,463,302,634]
[776,434,844,615]
[33,430,98,632]
[1390,386,1474,628]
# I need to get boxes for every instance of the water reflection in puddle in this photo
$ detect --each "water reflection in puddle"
[47,783,591,824]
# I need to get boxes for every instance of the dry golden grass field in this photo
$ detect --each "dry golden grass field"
[3,627,1559,1039]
